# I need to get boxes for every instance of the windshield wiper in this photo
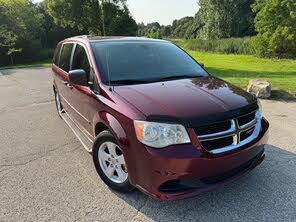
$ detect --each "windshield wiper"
[110,75,203,85]
[154,75,203,82]
[110,79,150,85]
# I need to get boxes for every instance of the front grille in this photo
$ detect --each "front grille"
[193,120,231,135]
[238,112,256,127]
[240,126,255,141]
[195,110,261,154]
[201,136,233,151]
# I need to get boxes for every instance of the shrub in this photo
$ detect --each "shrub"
[251,27,296,58]
[147,30,162,39]
[172,38,254,55]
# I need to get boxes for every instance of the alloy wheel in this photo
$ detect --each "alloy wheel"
[98,142,128,184]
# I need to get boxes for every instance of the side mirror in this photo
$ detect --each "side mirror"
[199,62,204,68]
[68,69,88,86]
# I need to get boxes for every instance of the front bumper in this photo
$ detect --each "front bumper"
[129,118,269,201]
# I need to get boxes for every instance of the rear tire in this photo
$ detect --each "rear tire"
[54,88,63,118]
[92,130,134,193]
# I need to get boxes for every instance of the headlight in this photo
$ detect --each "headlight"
[134,121,191,148]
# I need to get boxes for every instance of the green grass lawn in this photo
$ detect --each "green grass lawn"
[0,60,52,70]
[187,50,296,99]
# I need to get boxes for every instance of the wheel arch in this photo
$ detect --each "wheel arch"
[93,112,129,148]
[94,122,109,136]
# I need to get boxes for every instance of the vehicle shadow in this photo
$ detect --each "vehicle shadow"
[114,145,296,222]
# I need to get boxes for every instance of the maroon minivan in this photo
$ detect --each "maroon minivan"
[52,36,269,201]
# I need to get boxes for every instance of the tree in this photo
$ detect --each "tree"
[47,0,137,36]
[161,25,172,37]
[137,22,146,36]
[172,17,194,38]
[0,0,44,65]
[0,0,137,66]
[37,0,81,48]
[100,3,137,36]
[107,8,138,36]
[138,18,193,39]
[147,29,162,39]
[137,22,165,38]
[0,29,22,65]
[192,0,256,40]
[146,22,161,30]
[252,0,296,57]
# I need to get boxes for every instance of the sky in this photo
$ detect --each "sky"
[127,0,198,25]
[34,0,198,25]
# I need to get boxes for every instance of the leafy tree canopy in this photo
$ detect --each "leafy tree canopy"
[47,0,137,36]
[193,0,256,40]
[0,0,44,65]
[172,17,194,39]
[251,0,296,57]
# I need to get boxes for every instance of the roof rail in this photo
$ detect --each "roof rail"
[72,35,89,39]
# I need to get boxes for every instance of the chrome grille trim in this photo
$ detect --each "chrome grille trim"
[238,110,257,129]
[198,120,236,141]
[197,110,261,154]
[239,119,257,130]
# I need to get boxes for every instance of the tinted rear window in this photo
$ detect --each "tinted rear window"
[59,43,74,72]
[91,41,208,84]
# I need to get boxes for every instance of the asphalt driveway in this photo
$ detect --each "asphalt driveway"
[0,68,295,222]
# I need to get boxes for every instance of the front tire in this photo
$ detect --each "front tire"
[92,130,134,193]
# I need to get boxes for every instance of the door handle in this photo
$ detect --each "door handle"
[63,81,73,89]
[66,83,73,89]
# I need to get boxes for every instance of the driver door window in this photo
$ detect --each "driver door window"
[59,43,73,72]
[72,44,91,82]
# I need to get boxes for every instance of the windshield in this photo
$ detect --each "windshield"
[91,41,208,85]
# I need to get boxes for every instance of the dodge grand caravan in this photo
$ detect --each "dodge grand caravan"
[52,36,269,201]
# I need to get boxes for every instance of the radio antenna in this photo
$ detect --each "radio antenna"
[106,51,112,91]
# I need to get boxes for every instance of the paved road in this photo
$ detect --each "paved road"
[0,68,295,222]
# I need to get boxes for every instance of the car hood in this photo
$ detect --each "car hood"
[114,76,256,120]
